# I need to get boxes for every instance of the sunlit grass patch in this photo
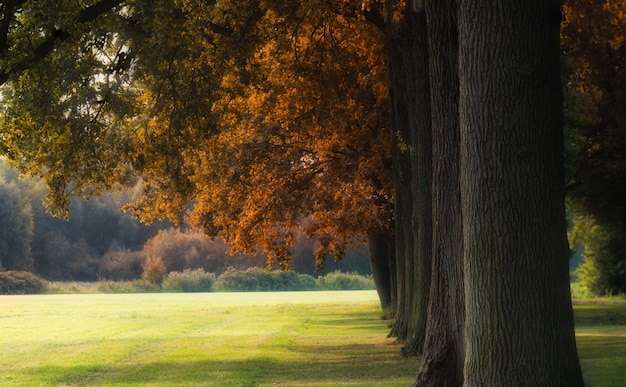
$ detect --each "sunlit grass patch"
[574,300,626,387]
[2,292,625,386]
[0,291,417,386]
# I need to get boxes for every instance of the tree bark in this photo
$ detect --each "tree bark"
[385,2,432,351]
[403,6,432,358]
[386,4,411,342]
[368,230,394,319]
[458,1,585,385]
[414,0,465,385]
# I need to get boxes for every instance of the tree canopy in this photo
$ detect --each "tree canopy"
[1,0,392,270]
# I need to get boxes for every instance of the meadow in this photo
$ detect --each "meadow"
[0,290,624,386]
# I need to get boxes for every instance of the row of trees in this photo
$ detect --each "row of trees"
[2,0,620,384]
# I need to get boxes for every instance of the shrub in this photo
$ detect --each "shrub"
[267,270,316,291]
[297,274,319,290]
[141,228,260,274]
[163,269,215,292]
[96,279,160,293]
[214,267,376,292]
[0,271,46,294]
[214,267,317,291]
[99,249,144,281]
[214,267,261,291]
[316,271,375,290]
[572,216,626,296]
[142,255,167,287]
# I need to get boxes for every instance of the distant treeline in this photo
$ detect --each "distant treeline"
[0,159,370,280]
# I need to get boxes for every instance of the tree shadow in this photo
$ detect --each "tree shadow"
[18,352,416,386]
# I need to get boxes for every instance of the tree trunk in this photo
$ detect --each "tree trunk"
[402,6,432,358]
[385,1,432,351]
[368,230,394,319]
[386,3,411,342]
[458,1,585,385]
[414,0,465,385]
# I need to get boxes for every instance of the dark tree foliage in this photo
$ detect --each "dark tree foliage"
[0,176,34,271]
[564,0,626,295]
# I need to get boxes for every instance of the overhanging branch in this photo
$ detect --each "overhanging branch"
[0,0,125,87]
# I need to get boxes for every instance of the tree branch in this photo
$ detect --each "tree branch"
[0,0,124,87]
[1,0,28,53]
[78,0,124,23]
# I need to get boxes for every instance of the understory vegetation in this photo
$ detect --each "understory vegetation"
[1,269,375,295]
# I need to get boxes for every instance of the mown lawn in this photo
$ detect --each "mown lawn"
[0,291,417,386]
[0,291,625,386]
[574,300,626,387]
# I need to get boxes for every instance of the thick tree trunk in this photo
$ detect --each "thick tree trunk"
[414,0,465,385]
[458,1,585,385]
[402,7,432,358]
[386,5,411,342]
[385,2,432,351]
[368,230,394,319]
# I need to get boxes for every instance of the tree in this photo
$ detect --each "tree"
[1,1,587,384]
[1,0,395,310]
[563,0,626,295]
[0,174,34,271]
[457,0,583,384]
[383,0,432,354]
[414,0,465,384]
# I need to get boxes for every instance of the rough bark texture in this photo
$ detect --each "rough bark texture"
[385,3,410,341]
[368,230,394,319]
[458,1,585,385]
[414,0,465,385]
[403,7,432,358]
[385,2,432,351]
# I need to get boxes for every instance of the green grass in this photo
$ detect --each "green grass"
[0,291,417,386]
[574,300,626,387]
[1,291,625,386]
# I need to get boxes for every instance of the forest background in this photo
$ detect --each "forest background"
[0,158,371,280]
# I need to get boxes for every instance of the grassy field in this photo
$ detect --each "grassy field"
[0,291,625,386]
[573,300,626,386]
[0,291,417,386]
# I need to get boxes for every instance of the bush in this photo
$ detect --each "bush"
[163,269,215,292]
[297,274,319,290]
[214,267,376,292]
[215,267,262,291]
[95,279,161,293]
[99,249,144,281]
[0,271,46,294]
[214,267,319,292]
[316,271,375,290]
[572,216,626,296]
[142,256,167,287]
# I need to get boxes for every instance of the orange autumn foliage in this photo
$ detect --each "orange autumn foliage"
[129,2,392,269]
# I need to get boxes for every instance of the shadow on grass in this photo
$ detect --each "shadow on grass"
[16,346,417,386]
[574,303,626,326]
